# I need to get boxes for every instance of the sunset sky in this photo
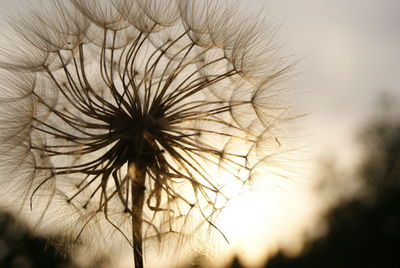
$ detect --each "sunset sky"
[0,0,399,267]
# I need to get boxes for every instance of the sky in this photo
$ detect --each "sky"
[267,0,400,162]
[0,0,399,267]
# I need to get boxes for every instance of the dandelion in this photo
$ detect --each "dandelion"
[0,0,294,267]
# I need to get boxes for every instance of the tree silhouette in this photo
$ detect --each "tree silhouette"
[264,108,400,268]
[0,211,74,268]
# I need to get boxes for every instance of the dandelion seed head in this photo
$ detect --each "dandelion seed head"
[0,0,295,266]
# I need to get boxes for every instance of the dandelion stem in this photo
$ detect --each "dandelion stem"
[128,161,146,268]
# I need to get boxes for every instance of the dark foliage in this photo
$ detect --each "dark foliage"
[266,188,400,268]
[0,212,73,268]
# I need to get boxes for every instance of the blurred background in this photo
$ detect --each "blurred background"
[0,0,399,267]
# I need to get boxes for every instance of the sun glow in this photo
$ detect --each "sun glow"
[211,157,316,267]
